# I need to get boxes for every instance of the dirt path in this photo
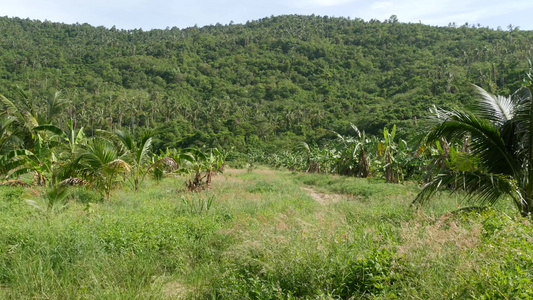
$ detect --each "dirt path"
[223,168,277,175]
[223,168,343,205]
[300,187,342,205]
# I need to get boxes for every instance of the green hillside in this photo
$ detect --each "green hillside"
[1,15,532,152]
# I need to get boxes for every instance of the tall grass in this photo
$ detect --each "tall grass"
[0,168,531,298]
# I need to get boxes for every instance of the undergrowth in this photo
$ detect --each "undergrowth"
[0,168,531,299]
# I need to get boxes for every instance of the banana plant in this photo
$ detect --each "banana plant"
[378,125,403,183]
[334,124,371,177]
[0,114,19,154]
[34,119,86,157]
[32,119,87,183]
[0,131,57,186]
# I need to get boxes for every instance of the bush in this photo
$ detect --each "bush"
[208,246,402,298]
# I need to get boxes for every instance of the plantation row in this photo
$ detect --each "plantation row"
[257,123,442,184]
[0,93,228,204]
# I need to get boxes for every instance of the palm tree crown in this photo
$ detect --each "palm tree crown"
[414,80,533,216]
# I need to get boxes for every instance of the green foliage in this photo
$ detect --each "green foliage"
[73,137,131,200]
[2,15,533,298]
[210,248,401,299]
[180,193,215,215]
[0,167,531,298]
[246,181,279,193]
[262,124,427,182]
[414,82,533,216]
[1,16,532,153]
[458,211,533,298]
[24,186,70,215]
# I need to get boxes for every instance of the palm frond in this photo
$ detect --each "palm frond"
[0,180,30,187]
[95,129,129,155]
[80,138,118,168]
[114,129,134,152]
[472,85,515,126]
[0,94,20,116]
[108,159,132,173]
[34,125,69,142]
[153,157,178,170]
[136,134,152,165]
[25,186,70,214]
[46,91,69,122]
[59,177,89,186]
[510,86,533,159]
[426,109,519,177]
[413,171,523,210]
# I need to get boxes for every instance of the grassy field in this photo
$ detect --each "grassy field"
[0,168,532,299]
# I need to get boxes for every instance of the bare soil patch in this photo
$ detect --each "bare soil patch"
[301,187,343,205]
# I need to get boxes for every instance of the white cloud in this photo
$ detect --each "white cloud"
[349,0,533,28]
[2,0,533,30]
[371,2,393,10]
[293,0,358,8]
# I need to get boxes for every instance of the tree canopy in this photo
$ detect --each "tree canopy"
[0,15,532,151]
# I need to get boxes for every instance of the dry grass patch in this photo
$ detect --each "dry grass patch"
[161,281,188,299]
[398,212,482,260]
[300,186,343,205]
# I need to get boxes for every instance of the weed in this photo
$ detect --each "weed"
[0,169,531,299]
[180,193,215,215]
[25,186,70,215]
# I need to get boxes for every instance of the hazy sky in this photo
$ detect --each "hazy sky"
[2,0,532,31]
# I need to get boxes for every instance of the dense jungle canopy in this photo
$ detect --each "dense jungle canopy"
[1,14,532,153]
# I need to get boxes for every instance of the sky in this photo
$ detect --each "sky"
[2,0,532,31]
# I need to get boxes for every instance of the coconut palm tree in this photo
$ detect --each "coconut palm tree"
[95,129,155,192]
[413,82,533,216]
[74,137,131,201]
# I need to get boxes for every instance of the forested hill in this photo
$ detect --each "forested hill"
[1,15,532,152]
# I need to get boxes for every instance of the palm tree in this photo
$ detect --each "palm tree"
[75,137,131,201]
[96,129,153,192]
[25,186,70,215]
[33,119,86,184]
[413,82,533,216]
